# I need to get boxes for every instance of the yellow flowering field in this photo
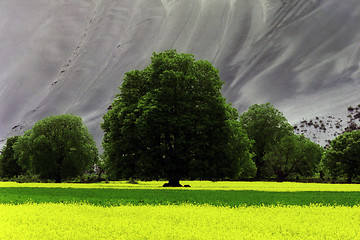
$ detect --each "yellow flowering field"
[0,203,359,240]
[1,180,360,192]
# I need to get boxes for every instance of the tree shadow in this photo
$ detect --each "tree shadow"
[0,187,359,207]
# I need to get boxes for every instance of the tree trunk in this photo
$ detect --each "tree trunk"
[255,151,265,180]
[163,178,182,187]
[55,174,62,183]
[55,156,63,183]
[276,174,284,182]
[347,175,353,183]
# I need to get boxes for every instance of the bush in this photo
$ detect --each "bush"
[12,173,54,183]
[67,173,107,183]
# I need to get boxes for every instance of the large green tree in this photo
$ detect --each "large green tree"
[239,103,293,179]
[102,50,255,186]
[323,130,360,183]
[0,136,23,178]
[14,114,98,183]
[263,134,323,181]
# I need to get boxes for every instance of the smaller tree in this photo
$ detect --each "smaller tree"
[263,134,323,181]
[224,105,256,179]
[0,136,23,178]
[239,103,293,179]
[323,130,360,183]
[13,130,32,173]
[14,114,98,182]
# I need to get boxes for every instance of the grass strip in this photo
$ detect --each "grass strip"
[0,187,359,207]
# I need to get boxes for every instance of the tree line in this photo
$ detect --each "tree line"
[1,50,359,184]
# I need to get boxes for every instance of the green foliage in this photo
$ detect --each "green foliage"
[102,50,255,184]
[239,103,293,179]
[14,114,98,183]
[323,130,360,182]
[264,134,323,181]
[0,136,23,178]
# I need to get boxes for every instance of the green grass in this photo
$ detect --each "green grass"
[0,181,359,207]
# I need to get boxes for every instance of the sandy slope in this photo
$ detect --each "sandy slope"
[0,0,359,147]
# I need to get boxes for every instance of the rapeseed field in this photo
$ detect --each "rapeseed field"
[0,181,359,239]
[1,180,360,191]
[0,203,359,239]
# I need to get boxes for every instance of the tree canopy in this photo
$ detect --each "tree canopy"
[102,50,255,186]
[323,130,360,183]
[239,103,293,179]
[263,134,323,181]
[14,114,98,183]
